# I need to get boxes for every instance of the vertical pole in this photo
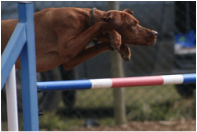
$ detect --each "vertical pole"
[107,1,127,125]
[6,65,19,131]
[19,2,39,131]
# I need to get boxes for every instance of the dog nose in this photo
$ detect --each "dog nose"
[152,30,158,37]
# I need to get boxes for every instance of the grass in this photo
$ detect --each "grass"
[2,85,196,131]
[74,85,181,108]
[40,114,115,131]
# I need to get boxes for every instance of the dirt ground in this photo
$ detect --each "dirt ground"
[68,119,196,131]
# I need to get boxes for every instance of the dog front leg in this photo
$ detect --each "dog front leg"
[102,30,131,61]
[105,30,122,50]
[96,30,131,61]
[58,22,107,64]
[63,42,113,71]
[96,30,122,50]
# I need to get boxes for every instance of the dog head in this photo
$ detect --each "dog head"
[103,9,158,46]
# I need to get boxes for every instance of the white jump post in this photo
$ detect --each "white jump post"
[5,65,19,131]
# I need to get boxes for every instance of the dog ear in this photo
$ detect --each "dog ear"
[123,8,134,15]
[103,11,123,30]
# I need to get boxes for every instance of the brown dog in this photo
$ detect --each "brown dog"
[1,8,157,72]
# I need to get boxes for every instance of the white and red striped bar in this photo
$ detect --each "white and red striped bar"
[37,73,196,91]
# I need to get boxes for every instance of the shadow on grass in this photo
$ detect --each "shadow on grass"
[56,107,114,118]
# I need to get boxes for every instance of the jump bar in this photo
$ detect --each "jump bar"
[37,73,196,91]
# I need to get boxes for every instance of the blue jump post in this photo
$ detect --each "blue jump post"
[19,2,39,131]
[1,2,39,131]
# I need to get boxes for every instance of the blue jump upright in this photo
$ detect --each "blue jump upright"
[1,2,39,131]
[19,2,39,131]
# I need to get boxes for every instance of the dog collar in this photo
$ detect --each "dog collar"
[91,7,99,49]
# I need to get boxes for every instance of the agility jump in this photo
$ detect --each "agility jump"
[37,73,196,91]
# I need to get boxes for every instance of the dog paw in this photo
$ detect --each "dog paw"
[110,35,121,50]
[119,44,131,61]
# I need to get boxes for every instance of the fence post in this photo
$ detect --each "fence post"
[107,1,127,125]
[18,2,39,130]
